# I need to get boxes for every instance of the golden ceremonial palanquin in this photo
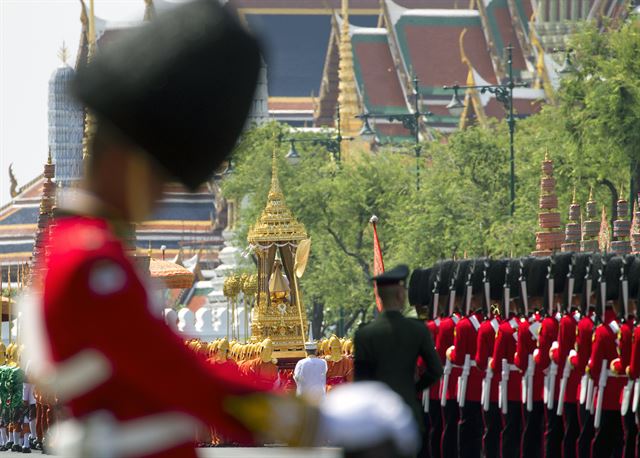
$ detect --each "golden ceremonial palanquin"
[247,152,309,354]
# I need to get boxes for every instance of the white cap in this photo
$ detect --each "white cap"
[317,381,419,455]
[304,341,317,351]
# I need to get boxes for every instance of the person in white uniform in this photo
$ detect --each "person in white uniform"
[294,342,328,403]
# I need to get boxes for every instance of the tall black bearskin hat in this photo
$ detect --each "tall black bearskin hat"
[527,256,551,299]
[469,258,487,294]
[437,260,456,295]
[409,268,432,307]
[571,252,593,295]
[628,255,640,304]
[454,259,473,296]
[487,259,509,300]
[72,0,262,191]
[507,258,523,298]
[553,251,573,295]
[605,255,624,298]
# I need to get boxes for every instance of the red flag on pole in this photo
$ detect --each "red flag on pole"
[370,215,385,312]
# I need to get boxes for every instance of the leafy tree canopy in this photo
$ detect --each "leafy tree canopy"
[222,18,639,336]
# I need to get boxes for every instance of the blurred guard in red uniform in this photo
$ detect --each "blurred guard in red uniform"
[626,257,640,457]
[427,266,444,458]
[435,260,462,458]
[21,3,325,456]
[576,254,598,458]
[588,256,627,458]
[408,266,434,458]
[543,253,572,458]
[448,260,486,458]
[554,253,592,458]
[518,256,549,458]
[616,256,636,458]
[491,275,522,458]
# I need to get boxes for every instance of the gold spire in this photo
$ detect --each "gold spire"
[247,149,307,244]
[572,186,577,204]
[82,0,98,161]
[599,205,610,252]
[588,186,594,202]
[57,42,69,65]
[143,0,156,22]
[458,29,487,129]
[338,0,362,148]
[88,0,96,58]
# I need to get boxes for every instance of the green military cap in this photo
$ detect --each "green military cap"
[372,265,409,287]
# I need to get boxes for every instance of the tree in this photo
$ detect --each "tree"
[221,18,639,335]
[222,124,413,336]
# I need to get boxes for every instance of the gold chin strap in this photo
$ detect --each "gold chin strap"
[125,152,154,223]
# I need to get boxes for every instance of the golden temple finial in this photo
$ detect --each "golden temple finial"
[87,0,96,57]
[572,186,577,204]
[544,148,550,162]
[57,42,69,65]
[47,148,52,165]
[8,164,18,199]
[143,0,156,22]
[599,205,610,252]
[82,0,98,162]
[337,0,362,152]
[588,187,594,202]
[458,28,487,129]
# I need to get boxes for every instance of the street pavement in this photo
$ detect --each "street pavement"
[0,447,343,457]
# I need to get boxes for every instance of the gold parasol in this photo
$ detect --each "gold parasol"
[149,258,195,289]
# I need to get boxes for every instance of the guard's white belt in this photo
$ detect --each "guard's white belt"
[49,410,201,458]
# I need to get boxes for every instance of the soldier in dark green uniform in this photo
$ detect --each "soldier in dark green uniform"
[354,265,443,455]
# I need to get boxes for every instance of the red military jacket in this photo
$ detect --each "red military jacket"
[491,317,521,402]
[516,317,543,402]
[628,325,640,379]
[449,313,483,402]
[534,314,560,401]
[476,316,500,402]
[427,318,441,400]
[437,314,461,401]
[551,310,581,404]
[616,318,635,373]
[30,216,267,457]
[572,313,595,403]
[588,308,627,411]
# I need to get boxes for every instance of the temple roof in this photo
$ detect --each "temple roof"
[0,178,221,266]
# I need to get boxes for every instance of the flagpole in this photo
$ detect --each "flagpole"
[370,215,385,314]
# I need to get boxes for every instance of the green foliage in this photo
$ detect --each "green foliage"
[222,19,639,335]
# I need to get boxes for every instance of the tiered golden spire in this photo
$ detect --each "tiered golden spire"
[143,0,157,22]
[82,0,97,161]
[532,152,563,256]
[458,29,488,129]
[337,0,362,149]
[599,206,610,252]
[29,151,57,285]
[247,150,307,244]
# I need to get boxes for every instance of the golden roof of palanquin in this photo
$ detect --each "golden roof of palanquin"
[247,151,307,244]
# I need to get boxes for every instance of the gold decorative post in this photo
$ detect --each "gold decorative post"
[247,150,309,355]
[338,0,362,155]
[82,0,97,161]
[7,266,11,344]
